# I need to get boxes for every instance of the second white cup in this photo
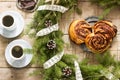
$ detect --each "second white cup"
[10,44,25,61]
[0,11,16,32]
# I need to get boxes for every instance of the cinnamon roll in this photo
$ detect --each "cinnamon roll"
[85,33,111,53]
[94,20,117,39]
[69,20,92,44]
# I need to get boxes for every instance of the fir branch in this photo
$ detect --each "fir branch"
[99,7,113,19]
[90,0,120,19]
[61,54,77,66]
[29,69,41,76]
[80,64,103,78]
[113,67,120,78]
[27,0,120,79]
[54,65,62,78]
[75,6,82,15]
[29,1,79,79]
[95,51,117,67]
[57,61,67,68]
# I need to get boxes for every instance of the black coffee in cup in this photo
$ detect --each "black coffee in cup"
[12,46,23,58]
[3,15,14,27]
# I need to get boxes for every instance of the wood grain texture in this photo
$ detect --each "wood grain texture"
[0,68,42,80]
[0,0,120,79]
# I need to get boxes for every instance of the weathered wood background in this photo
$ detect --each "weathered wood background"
[0,0,120,80]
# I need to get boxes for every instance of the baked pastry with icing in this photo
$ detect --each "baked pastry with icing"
[69,20,92,44]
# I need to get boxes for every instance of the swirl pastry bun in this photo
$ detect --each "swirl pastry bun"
[69,20,92,44]
[85,20,117,53]
[69,19,117,53]
[94,20,117,39]
[85,33,111,53]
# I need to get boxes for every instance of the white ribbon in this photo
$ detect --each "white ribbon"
[36,23,59,36]
[45,0,51,3]
[106,73,113,80]
[74,61,83,80]
[43,51,64,69]
[37,5,68,13]
[105,73,119,80]
[100,70,119,80]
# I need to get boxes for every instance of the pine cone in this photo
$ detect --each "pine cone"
[47,40,56,49]
[44,20,52,27]
[62,67,72,77]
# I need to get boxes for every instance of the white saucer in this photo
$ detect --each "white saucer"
[5,39,33,68]
[0,11,24,38]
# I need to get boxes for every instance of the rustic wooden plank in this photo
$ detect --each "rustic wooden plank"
[116,35,120,42]
[0,0,120,80]
[112,19,120,35]
[75,1,98,20]
[0,0,15,1]
[75,47,86,62]
[61,7,75,21]
[60,19,74,35]
[110,50,119,61]
[0,2,25,18]
[109,41,118,51]
[117,50,120,61]
[97,6,120,19]
[96,2,120,19]
[24,12,34,19]
[62,35,76,53]
[0,37,11,67]
[0,68,13,80]
[85,52,96,63]
[0,68,42,80]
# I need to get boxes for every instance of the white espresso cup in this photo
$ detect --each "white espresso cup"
[0,11,16,32]
[10,45,25,61]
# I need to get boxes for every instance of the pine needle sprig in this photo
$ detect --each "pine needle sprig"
[95,51,117,67]
[90,0,120,19]
[27,0,120,79]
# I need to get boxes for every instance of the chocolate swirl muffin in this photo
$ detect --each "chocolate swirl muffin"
[69,20,92,44]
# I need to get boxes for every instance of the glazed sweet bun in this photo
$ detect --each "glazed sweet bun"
[85,33,111,53]
[69,20,92,44]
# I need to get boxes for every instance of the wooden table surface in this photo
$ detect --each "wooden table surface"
[0,0,120,80]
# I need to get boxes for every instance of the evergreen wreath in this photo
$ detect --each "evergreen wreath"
[90,0,120,19]
[27,0,120,80]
